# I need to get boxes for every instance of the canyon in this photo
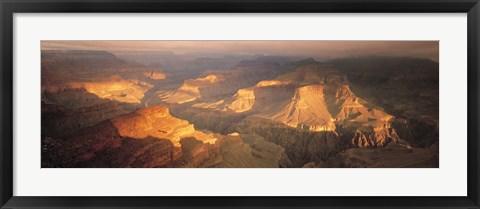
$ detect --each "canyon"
[41,50,439,168]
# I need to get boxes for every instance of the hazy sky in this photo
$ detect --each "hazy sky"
[41,41,439,61]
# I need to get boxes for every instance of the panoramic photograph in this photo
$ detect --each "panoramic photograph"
[41,41,439,168]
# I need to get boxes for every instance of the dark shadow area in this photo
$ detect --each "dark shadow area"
[41,119,178,168]
[41,87,137,138]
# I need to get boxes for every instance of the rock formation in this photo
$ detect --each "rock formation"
[41,52,439,168]
[158,64,284,104]
[42,105,288,168]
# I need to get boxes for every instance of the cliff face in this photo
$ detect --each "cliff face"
[165,62,432,167]
[41,50,166,137]
[325,84,366,121]
[159,75,223,104]
[41,88,133,138]
[267,85,336,132]
[234,116,345,167]
[158,64,284,104]
[110,106,217,146]
[42,105,202,167]
[228,80,293,113]
[230,63,396,136]
[228,88,256,113]
[42,105,287,168]
[42,50,163,105]
[350,123,399,148]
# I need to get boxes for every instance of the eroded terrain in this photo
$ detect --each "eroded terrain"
[42,50,439,168]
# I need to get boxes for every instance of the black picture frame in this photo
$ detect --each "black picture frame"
[1,0,479,208]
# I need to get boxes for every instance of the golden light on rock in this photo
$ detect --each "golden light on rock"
[110,105,217,147]
[159,74,225,104]
[67,76,152,104]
